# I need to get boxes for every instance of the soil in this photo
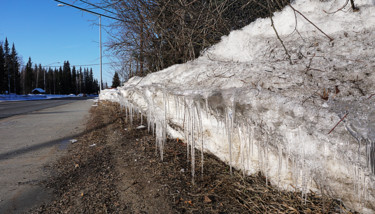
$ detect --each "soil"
[32,101,356,214]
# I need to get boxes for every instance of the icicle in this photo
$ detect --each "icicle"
[141,112,143,125]
[205,97,209,118]
[278,144,283,187]
[183,100,190,162]
[195,101,204,175]
[265,133,269,186]
[174,95,179,119]
[155,120,165,160]
[258,132,263,174]
[129,104,133,125]
[226,108,233,175]
[191,102,195,185]
[125,103,128,121]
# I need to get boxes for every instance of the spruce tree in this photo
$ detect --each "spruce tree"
[89,68,94,94]
[4,38,10,93]
[78,67,83,94]
[37,64,44,90]
[111,72,121,88]
[11,44,20,94]
[83,68,89,94]
[0,43,4,94]
[57,67,63,94]
[62,61,71,94]
[25,57,33,94]
[33,64,38,89]
[71,66,77,94]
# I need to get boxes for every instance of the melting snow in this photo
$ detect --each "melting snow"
[100,0,375,212]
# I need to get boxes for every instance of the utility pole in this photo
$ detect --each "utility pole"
[99,15,102,91]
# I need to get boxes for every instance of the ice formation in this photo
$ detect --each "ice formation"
[101,0,375,212]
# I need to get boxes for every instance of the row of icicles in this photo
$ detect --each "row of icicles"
[116,88,373,209]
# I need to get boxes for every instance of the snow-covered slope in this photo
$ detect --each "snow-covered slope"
[101,0,375,212]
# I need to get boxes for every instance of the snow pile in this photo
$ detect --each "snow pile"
[100,0,375,212]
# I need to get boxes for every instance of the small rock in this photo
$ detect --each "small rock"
[69,139,78,144]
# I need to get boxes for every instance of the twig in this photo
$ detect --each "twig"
[323,0,349,14]
[367,94,375,100]
[267,0,293,65]
[289,5,334,41]
[328,113,348,134]
[302,89,319,105]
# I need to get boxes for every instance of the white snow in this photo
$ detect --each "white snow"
[100,0,375,212]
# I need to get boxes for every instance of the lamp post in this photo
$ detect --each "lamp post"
[57,3,102,91]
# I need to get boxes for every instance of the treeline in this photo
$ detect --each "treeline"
[99,0,291,79]
[0,38,99,95]
[24,58,99,95]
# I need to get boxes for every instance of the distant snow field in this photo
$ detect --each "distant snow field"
[0,94,72,101]
[100,0,375,213]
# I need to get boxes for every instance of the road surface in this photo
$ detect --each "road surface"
[0,97,89,119]
[0,98,94,213]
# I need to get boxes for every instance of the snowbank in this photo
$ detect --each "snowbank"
[101,0,375,212]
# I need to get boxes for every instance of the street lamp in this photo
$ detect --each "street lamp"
[57,2,102,91]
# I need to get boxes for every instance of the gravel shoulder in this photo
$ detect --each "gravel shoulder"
[33,101,356,213]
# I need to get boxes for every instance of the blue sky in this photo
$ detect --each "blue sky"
[0,0,115,85]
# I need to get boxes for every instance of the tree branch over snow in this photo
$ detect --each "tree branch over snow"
[267,0,293,65]
[288,4,334,41]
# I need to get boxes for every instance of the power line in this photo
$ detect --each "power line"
[78,0,117,15]
[55,0,122,22]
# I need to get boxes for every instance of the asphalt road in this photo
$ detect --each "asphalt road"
[0,98,94,213]
[0,97,91,119]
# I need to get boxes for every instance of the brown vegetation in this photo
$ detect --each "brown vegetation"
[33,101,357,213]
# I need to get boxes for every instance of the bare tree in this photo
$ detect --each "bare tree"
[100,0,291,79]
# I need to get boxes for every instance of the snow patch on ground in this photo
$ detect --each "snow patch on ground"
[100,0,375,212]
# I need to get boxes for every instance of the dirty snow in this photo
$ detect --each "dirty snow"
[100,0,375,213]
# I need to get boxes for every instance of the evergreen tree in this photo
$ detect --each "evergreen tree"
[33,64,38,89]
[4,38,11,93]
[71,66,77,94]
[89,68,94,94]
[37,64,44,90]
[78,67,83,94]
[45,68,52,94]
[83,68,89,94]
[53,68,58,94]
[10,44,20,94]
[0,43,4,94]
[57,67,63,94]
[25,57,33,94]
[111,72,121,88]
[62,61,71,94]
